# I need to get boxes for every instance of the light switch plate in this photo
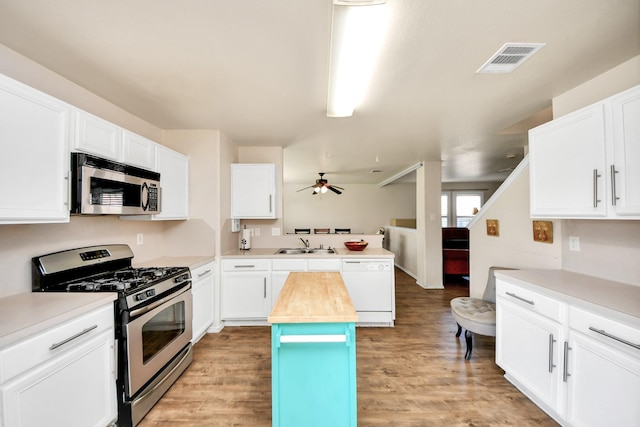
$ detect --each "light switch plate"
[231,219,240,232]
[569,236,580,252]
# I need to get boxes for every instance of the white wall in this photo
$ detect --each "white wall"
[554,55,640,287]
[468,159,562,298]
[468,55,640,296]
[384,226,417,278]
[283,182,416,235]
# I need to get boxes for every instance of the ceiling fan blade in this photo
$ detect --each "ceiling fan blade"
[330,185,345,190]
[328,186,342,195]
[297,185,315,192]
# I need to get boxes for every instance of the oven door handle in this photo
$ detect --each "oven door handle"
[129,282,191,318]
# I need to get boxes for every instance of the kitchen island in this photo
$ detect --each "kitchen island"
[268,272,358,427]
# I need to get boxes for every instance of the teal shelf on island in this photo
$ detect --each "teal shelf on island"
[271,322,357,427]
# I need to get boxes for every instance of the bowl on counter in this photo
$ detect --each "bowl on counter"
[344,240,368,251]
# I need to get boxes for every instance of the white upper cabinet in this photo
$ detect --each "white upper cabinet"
[153,145,189,220]
[529,84,640,219]
[231,164,277,219]
[0,74,71,224]
[610,87,640,216]
[122,130,156,170]
[120,145,189,221]
[74,109,122,161]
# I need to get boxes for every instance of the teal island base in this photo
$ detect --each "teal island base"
[271,322,357,427]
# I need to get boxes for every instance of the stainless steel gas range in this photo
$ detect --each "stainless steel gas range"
[32,244,193,427]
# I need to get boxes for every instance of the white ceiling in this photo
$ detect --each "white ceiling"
[0,0,638,187]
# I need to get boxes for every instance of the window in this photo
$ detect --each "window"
[441,191,483,227]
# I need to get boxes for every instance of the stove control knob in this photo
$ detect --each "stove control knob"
[135,293,147,301]
[146,289,156,297]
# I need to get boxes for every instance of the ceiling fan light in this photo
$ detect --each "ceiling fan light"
[321,186,328,193]
[314,187,321,193]
[326,0,389,118]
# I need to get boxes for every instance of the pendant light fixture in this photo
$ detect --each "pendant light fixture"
[326,0,388,117]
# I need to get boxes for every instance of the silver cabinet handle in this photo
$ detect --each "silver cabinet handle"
[589,327,640,350]
[593,169,602,207]
[263,277,266,298]
[50,325,98,351]
[563,341,571,382]
[280,334,347,344]
[548,334,557,373]
[234,265,255,268]
[269,195,272,213]
[506,291,535,305]
[610,165,619,206]
[197,269,212,277]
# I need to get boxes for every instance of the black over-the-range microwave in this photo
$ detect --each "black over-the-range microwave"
[70,153,161,215]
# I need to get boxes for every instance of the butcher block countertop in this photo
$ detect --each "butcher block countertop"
[268,272,358,324]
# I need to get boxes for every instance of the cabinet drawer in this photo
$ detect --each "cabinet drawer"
[223,259,270,271]
[272,259,306,271]
[496,280,563,322]
[0,304,114,384]
[191,262,215,280]
[569,306,640,355]
[307,259,341,271]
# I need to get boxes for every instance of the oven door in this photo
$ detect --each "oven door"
[125,284,192,397]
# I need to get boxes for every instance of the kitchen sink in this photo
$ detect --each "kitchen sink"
[275,248,336,255]
[307,248,335,254]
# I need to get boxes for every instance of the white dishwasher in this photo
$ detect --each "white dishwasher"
[341,259,395,326]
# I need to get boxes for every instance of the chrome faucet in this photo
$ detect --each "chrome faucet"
[300,238,310,248]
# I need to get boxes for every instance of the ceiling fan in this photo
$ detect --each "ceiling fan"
[297,172,344,195]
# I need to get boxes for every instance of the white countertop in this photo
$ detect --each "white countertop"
[495,269,640,321]
[222,247,394,258]
[0,292,118,348]
[133,255,215,269]
[0,255,214,349]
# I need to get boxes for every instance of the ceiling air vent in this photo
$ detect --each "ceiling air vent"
[476,43,545,74]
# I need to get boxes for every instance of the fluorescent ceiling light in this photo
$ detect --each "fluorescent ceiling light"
[378,162,423,187]
[327,0,388,117]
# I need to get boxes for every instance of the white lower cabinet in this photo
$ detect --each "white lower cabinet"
[0,304,116,427]
[191,261,215,343]
[496,294,564,416]
[496,278,640,426]
[565,307,640,427]
[221,259,270,320]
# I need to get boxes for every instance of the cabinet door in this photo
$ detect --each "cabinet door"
[566,331,640,427]
[74,109,122,160]
[496,298,564,415]
[0,75,70,224]
[529,104,607,218]
[191,262,215,343]
[122,130,156,169]
[272,322,357,427]
[221,273,269,319]
[231,164,277,218]
[0,329,116,427]
[610,85,640,216]
[154,145,189,220]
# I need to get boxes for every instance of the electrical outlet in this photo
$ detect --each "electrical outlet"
[272,227,281,236]
[136,233,144,245]
[569,236,580,252]
[254,228,260,236]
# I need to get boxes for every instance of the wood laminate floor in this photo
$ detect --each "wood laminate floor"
[139,269,557,426]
